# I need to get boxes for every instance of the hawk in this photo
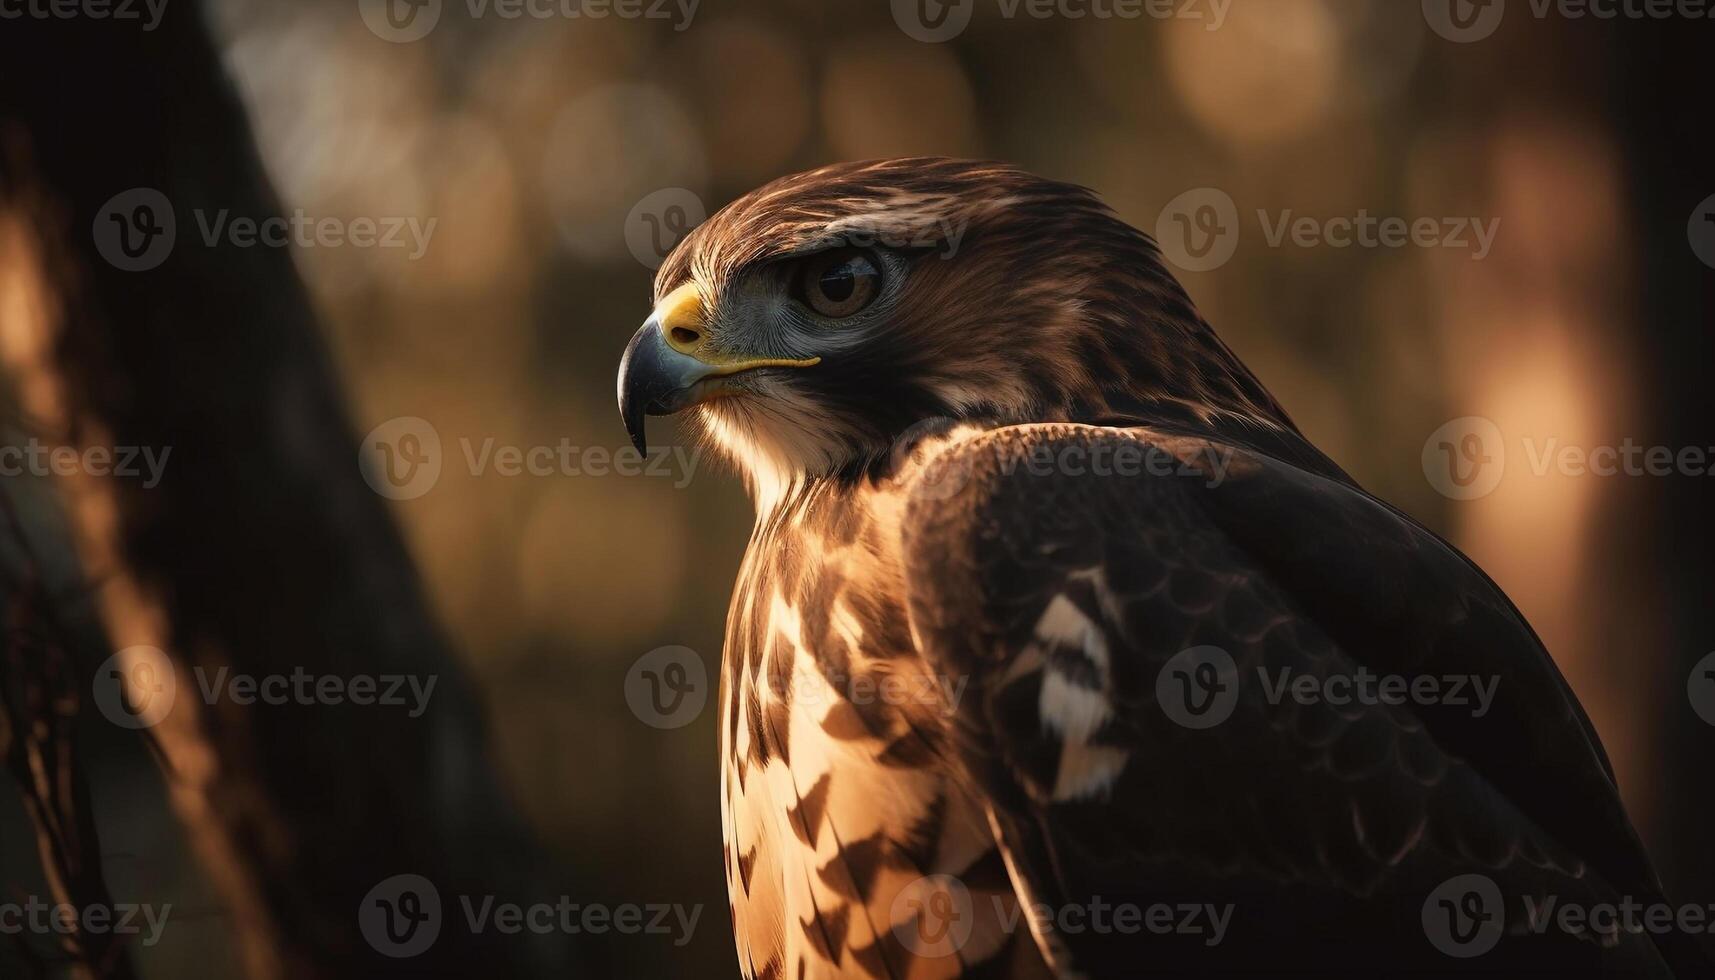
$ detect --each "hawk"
[616,159,1702,977]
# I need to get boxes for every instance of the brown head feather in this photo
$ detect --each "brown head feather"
[654,158,1298,490]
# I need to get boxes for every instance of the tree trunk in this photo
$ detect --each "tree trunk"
[0,8,577,977]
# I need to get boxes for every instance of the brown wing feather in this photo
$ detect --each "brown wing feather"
[899,422,1691,976]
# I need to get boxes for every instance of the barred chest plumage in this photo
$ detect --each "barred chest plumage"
[716,478,1039,980]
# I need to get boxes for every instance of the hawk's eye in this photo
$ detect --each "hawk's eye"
[798,248,881,318]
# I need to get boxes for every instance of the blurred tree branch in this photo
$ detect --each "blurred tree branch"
[0,494,136,980]
[0,6,576,978]
[1615,15,1715,937]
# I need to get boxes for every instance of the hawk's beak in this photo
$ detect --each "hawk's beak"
[617,283,820,454]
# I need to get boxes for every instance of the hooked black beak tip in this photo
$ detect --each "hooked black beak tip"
[623,402,648,456]
[618,330,653,456]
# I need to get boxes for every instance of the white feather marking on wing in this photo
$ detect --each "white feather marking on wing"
[1033,593,1093,646]
[1051,744,1130,803]
[1039,669,1112,743]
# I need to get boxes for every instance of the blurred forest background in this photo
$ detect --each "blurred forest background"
[1,0,1712,977]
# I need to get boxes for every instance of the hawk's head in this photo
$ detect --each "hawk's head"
[617,158,1288,498]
